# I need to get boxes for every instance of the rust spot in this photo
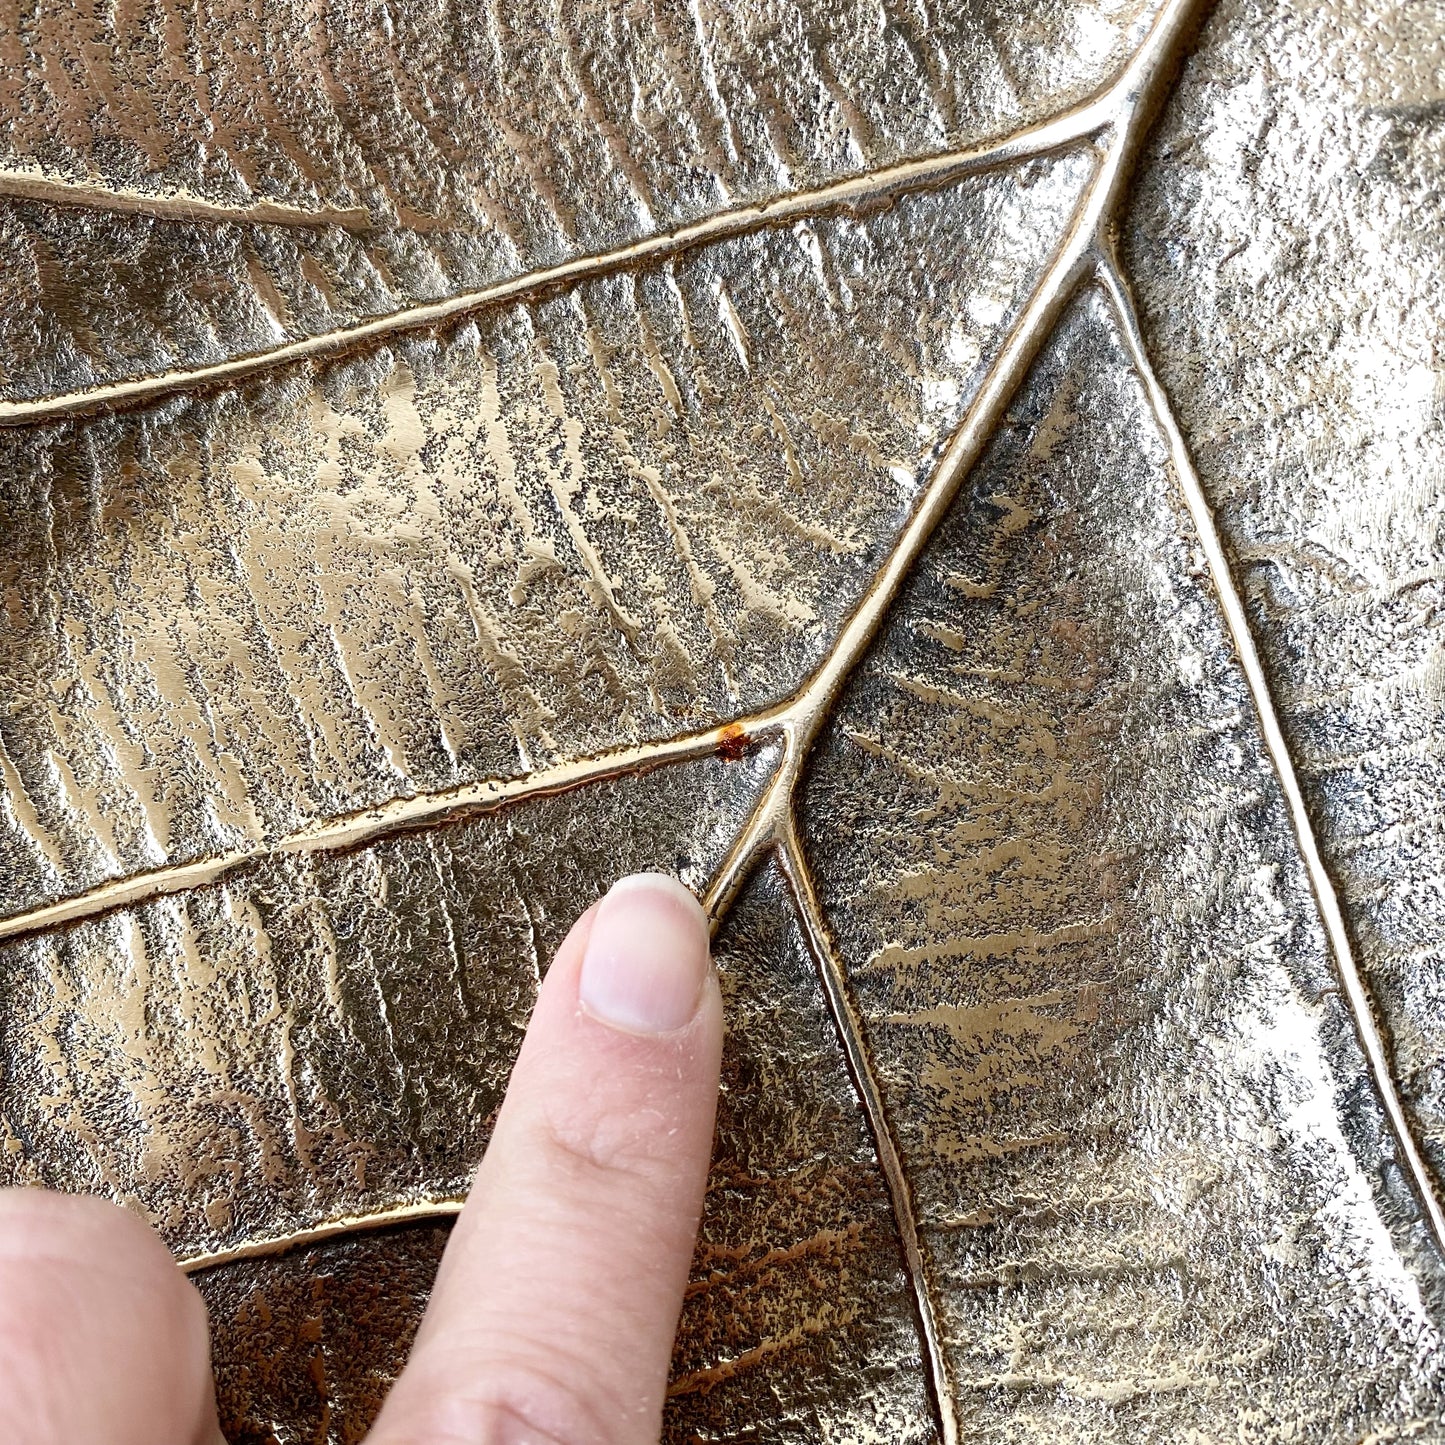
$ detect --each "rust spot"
[716,723,750,762]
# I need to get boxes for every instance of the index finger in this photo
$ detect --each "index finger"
[368,873,722,1445]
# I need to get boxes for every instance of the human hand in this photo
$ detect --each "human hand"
[0,873,722,1445]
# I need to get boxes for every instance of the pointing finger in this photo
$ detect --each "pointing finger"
[370,873,722,1445]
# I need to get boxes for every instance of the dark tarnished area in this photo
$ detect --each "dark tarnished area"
[2,0,1443,1439]
[200,1222,452,1445]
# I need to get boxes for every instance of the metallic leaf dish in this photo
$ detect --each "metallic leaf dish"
[1,0,1442,1438]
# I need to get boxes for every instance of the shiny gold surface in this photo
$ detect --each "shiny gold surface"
[2,0,1443,1438]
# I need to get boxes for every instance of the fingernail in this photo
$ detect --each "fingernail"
[578,873,710,1035]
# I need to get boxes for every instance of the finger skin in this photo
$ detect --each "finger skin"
[371,879,723,1445]
[0,1189,222,1445]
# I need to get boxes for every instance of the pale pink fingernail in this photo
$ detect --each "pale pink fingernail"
[578,873,710,1035]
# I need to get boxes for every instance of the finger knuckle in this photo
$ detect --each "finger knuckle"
[385,1353,619,1445]
[538,1098,675,1194]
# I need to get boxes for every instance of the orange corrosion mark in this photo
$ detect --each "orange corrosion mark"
[716,724,750,762]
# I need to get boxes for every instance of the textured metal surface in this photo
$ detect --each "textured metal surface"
[197,865,937,1444]
[2,0,1444,1439]
[1127,0,1445,1204]
[0,0,1156,407]
[0,746,780,1262]
[0,153,1092,918]
[201,1221,452,1445]
[800,291,1445,1438]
